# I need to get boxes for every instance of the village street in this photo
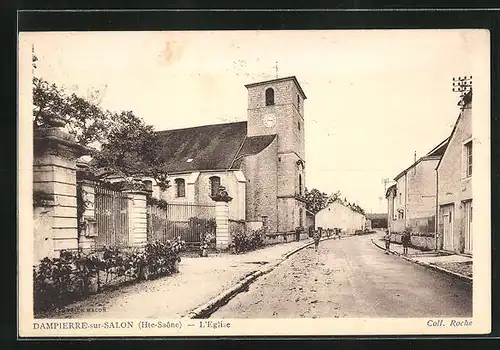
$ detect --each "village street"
[211,233,472,318]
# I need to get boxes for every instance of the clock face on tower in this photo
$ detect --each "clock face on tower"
[263,113,277,128]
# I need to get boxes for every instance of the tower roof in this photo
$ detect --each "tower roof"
[244,76,307,99]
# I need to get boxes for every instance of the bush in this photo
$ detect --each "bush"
[231,228,266,253]
[33,238,185,313]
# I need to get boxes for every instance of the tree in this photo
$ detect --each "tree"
[33,77,111,147]
[304,188,341,214]
[304,187,366,216]
[91,111,169,190]
[33,73,169,189]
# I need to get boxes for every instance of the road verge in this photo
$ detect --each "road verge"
[370,238,472,284]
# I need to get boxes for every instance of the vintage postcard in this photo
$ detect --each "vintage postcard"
[18,28,491,337]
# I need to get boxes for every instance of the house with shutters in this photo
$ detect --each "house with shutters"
[149,76,308,237]
[436,90,473,254]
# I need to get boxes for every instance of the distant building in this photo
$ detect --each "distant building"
[437,90,473,254]
[315,201,366,234]
[365,213,388,229]
[386,138,448,234]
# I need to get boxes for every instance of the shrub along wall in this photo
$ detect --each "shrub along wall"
[33,238,185,314]
[229,228,266,253]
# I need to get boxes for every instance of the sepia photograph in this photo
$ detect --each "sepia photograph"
[18,28,491,337]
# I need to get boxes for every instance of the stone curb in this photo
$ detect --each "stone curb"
[370,239,473,284]
[185,236,337,319]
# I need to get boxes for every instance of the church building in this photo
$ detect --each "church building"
[153,76,307,235]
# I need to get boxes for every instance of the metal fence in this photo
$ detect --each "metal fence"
[94,185,129,247]
[147,202,216,246]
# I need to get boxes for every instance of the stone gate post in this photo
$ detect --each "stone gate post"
[123,189,149,247]
[211,186,232,250]
[33,116,90,261]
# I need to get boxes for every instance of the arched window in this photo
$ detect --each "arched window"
[175,178,185,197]
[298,174,303,196]
[209,176,221,197]
[297,95,300,110]
[265,88,275,106]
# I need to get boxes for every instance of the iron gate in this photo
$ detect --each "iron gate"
[94,185,129,247]
[147,202,216,246]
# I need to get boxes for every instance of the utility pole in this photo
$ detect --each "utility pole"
[381,178,390,192]
[452,75,472,110]
[414,151,417,174]
[32,43,37,75]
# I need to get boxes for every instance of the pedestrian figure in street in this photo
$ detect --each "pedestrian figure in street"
[313,229,322,252]
[384,230,391,254]
[402,230,411,255]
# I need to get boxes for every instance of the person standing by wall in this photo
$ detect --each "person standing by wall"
[402,230,411,255]
[313,228,322,252]
[384,229,391,254]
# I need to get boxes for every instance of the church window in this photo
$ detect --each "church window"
[175,178,185,198]
[298,174,303,196]
[298,121,301,130]
[210,176,221,197]
[297,95,300,110]
[265,88,275,106]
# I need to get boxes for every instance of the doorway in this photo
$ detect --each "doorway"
[441,204,454,251]
[463,200,473,254]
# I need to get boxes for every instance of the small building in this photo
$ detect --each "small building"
[315,201,366,234]
[386,138,448,235]
[437,90,473,254]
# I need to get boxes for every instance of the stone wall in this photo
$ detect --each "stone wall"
[264,231,309,245]
[229,219,246,241]
[390,232,436,251]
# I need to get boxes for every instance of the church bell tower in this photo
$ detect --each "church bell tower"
[245,76,307,233]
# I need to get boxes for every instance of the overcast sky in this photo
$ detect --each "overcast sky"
[24,29,488,213]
